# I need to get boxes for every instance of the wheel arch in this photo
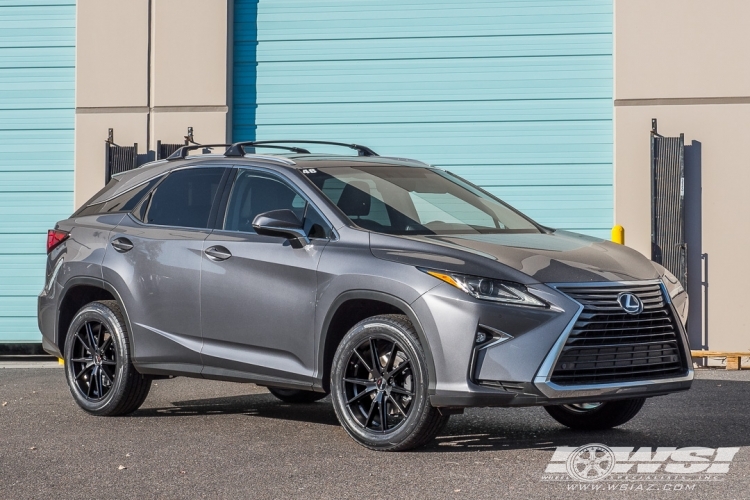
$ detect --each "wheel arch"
[57,277,135,356]
[316,290,437,394]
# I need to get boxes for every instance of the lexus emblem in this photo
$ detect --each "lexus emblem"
[617,293,643,315]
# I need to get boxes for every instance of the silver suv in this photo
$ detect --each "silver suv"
[39,140,692,451]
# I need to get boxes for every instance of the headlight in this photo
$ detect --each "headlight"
[661,268,685,298]
[654,264,685,298]
[420,268,547,307]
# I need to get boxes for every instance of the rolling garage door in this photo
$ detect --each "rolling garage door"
[233,0,612,238]
[0,0,75,342]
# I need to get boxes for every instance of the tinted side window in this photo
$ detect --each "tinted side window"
[224,170,330,238]
[143,168,224,228]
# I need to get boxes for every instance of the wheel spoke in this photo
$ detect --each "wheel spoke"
[75,363,94,381]
[346,386,376,404]
[75,332,92,353]
[379,396,389,431]
[86,367,95,397]
[96,367,104,397]
[364,397,378,428]
[101,359,117,366]
[100,336,112,353]
[70,357,92,363]
[384,341,398,373]
[389,385,413,397]
[388,394,408,417]
[387,359,410,378]
[85,323,97,353]
[95,322,103,349]
[344,377,372,386]
[352,349,373,373]
[101,363,115,381]
[369,338,381,376]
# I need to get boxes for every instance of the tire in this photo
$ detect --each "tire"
[544,398,646,430]
[63,300,151,416]
[330,314,449,451]
[268,387,328,404]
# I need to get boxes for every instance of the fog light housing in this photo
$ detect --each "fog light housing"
[475,325,514,346]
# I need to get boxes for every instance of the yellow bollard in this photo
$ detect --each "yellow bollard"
[58,358,64,365]
[611,225,625,245]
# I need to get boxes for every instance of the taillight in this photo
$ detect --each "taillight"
[47,229,69,254]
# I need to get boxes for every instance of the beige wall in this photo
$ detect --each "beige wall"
[615,1,750,100]
[75,0,232,207]
[615,0,750,352]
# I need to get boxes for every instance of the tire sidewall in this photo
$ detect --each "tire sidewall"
[64,302,130,414]
[331,318,430,449]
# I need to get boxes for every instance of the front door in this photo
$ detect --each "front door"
[200,168,332,387]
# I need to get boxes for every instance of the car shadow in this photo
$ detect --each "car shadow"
[134,392,341,427]
[132,377,750,453]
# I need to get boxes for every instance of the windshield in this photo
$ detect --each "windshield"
[306,166,541,235]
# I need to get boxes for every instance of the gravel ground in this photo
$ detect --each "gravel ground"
[0,366,748,500]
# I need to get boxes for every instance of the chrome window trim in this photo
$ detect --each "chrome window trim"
[533,280,694,399]
[84,174,165,207]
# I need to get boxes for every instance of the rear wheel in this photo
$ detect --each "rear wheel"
[268,387,327,404]
[330,314,449,451]
[63,300,151,416]
[544,398,646,430]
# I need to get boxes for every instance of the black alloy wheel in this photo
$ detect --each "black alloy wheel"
[331,314,449,451]
[343,336,414,433]
[70,320,117,401]
[64,300,152,416]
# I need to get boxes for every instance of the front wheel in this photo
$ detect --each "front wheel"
[63,300,151,416]
[544,398,646,430]
[330,314,449,451]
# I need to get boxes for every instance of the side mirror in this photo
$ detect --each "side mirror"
[252,209,310,248]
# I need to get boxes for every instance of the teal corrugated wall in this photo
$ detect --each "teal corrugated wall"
[233,0,613,238]
[0,0,75,342]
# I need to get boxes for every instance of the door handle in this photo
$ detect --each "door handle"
[111,237,134,253]
[204,245,232,261]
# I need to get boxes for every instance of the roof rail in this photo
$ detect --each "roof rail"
[224,140,378,158]
[166,144,231,160]
[227,143,312,155]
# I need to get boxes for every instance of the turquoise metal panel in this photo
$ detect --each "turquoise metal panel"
[0,0,75,342]
[233,0,613,241]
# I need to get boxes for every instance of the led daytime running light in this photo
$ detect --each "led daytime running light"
[423,269,546,307]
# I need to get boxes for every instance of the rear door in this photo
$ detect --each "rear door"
[199,167,333,386]
[102,167,228,375]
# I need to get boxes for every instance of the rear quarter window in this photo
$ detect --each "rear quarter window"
[73,177,162,217]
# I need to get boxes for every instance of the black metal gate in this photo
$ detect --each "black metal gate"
[104,127,197,182]
[104,129,138,182]
[650,119,687,287]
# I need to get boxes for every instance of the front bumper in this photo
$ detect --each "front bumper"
[430,377,693,408]
[417,280,694,408]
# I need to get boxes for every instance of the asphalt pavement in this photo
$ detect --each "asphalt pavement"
[1,364,748,499]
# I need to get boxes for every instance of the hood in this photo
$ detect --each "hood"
[370,230,660,284]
